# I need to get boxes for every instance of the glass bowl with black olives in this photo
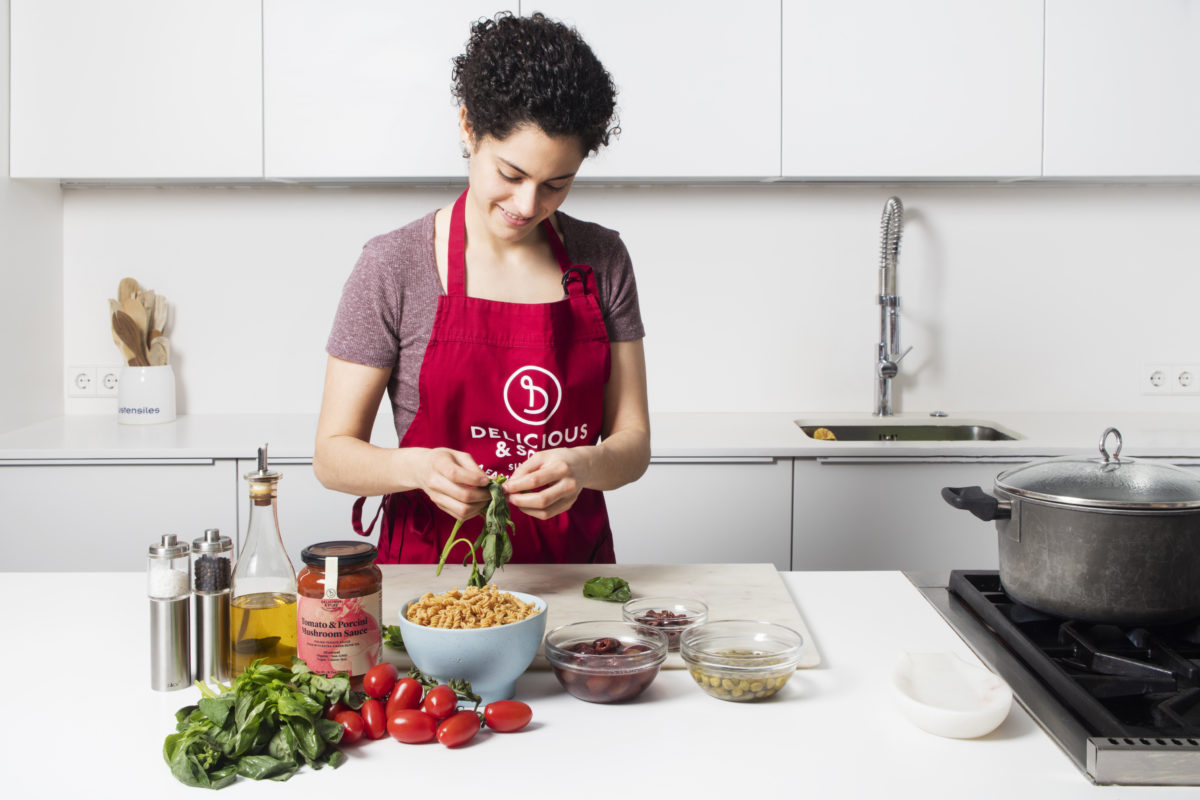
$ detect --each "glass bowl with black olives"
[543,621,668,703]
[680,620,803,702]
[622,596,709,652]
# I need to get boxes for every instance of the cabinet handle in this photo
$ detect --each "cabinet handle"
[650,457,776,464]
[815,457,1029,465]
[1,458,216,466]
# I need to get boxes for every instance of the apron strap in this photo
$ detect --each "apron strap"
[446,188,576,297]
[351,495,387,537]
[447,191,469,296]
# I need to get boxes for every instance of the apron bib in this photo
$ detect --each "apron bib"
[353,189,615,565]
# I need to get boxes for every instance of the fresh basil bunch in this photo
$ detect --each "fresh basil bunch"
[163,658,362,789]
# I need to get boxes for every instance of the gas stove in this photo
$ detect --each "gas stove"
[914,570,1200,786]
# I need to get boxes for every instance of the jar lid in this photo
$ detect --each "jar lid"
[192,528,233,555]
[996,427,1200,510]
[149,533,189,558]
[301,541,378,568]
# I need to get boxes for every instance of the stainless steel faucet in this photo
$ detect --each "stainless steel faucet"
[875,196,911,416]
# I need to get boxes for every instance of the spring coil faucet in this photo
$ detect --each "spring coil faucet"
[875,196,911,416]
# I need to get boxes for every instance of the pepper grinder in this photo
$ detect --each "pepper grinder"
[148,534,191,691]
[192,528,233,683]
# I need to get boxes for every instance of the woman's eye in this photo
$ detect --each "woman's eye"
[544,182,567,193]
[499,171,520,183]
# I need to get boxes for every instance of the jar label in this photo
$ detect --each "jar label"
[297,589,382,677]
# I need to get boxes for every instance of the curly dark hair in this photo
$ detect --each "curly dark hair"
[452,12,619,156]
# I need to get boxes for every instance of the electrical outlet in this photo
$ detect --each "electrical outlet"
[66,365,97,397]
[97,366,121,396]
[1175,365,1200,394]
[1145,364,1173,395]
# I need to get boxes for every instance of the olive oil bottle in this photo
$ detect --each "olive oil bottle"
[230,445,297,673]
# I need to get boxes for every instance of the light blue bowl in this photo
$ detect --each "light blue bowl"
[397,590,547,704]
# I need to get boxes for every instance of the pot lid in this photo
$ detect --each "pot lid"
[995,428,1200,510]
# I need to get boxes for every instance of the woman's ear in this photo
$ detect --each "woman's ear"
[458,106,475,156]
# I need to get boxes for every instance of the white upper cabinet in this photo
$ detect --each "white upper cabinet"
[1044,0,1200,177]
[781,0,1044,178]
[9,0,262,180]
[263,1,494,179]
[531,1,781,180]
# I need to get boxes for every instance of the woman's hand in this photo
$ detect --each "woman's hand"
[414,448,492,520]
[504,447,595,519]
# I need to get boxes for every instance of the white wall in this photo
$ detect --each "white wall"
[60,180,1200,419]
[0,0,63,431]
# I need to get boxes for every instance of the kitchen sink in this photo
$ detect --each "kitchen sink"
[796,421,1020,442]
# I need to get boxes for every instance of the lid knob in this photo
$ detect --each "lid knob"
[1098,427,1123,463]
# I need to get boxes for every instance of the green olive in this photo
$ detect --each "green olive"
[686,649,793,702]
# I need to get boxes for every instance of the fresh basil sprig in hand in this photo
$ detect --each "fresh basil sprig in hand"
[583,576,632,603]
[436,477,514,588]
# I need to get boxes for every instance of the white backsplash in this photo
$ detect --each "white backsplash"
[60,181,1200,418]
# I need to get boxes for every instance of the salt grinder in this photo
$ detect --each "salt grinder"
[192,528,233,683]
[148,534,192,691]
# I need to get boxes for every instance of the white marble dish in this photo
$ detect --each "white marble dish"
[891,651,1013,739]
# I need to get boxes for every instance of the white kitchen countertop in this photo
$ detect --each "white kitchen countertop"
[4,410,1200,461]
[0,570,1186,797]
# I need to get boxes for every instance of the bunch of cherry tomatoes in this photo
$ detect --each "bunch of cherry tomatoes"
[325,662,533,748]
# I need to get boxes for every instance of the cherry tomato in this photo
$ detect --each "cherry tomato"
[323,700,349,720]
[483,700,532,733]
[420,684,458,721]
[387,709,438,744]
[333,709,365,744]
[437,710,482,748]
[385,677,424,716]
[359,698,387,740]
[362,662,400,700]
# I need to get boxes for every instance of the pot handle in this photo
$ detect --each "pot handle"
[941,486,1012,522]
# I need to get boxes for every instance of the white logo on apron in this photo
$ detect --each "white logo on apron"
[503,366,562,426]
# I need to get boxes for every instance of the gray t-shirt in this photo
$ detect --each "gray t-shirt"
[326,209,645,438]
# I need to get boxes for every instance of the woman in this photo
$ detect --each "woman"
[314,12,649,565]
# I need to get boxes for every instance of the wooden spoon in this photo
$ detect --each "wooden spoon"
[113,310,150,366]
[120,294,149,350]
[153,295,168,337]
[117,277,140,305]
[148,336,170,367]
[138,289,156,332]
[108,300,135,364]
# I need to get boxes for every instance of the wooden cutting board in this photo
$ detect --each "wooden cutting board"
[380,563,820,669]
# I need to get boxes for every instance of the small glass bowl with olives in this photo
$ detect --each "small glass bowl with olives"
[544,621,668,703]
[680,620,804,702]
[621,596,709,652]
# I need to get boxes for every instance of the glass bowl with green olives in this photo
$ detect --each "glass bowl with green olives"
[679,620,804,702]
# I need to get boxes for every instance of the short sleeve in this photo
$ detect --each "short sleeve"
[325,235,403,369]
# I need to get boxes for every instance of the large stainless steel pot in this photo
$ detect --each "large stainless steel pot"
[942,428,1200,625]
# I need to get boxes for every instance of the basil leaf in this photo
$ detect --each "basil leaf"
[383,625,405,650]
[198,695,233,728]
[236,754,298,782]
[583,576,632,603]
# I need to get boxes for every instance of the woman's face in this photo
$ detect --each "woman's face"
[463,113,586,244]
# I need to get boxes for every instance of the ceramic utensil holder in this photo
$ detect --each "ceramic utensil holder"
[118,365,176,424]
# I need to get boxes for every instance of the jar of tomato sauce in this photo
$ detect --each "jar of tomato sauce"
[297,541,382,677]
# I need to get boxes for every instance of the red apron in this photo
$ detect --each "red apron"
[353,189,616,565]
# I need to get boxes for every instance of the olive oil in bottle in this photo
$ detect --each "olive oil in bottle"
[230,445,297,672]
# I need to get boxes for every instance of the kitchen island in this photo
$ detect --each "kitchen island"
[3,569,1191,798]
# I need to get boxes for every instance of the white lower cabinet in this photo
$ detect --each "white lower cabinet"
[605,458,793,570]
[0,460,237,571]
[791,458,1026,573]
